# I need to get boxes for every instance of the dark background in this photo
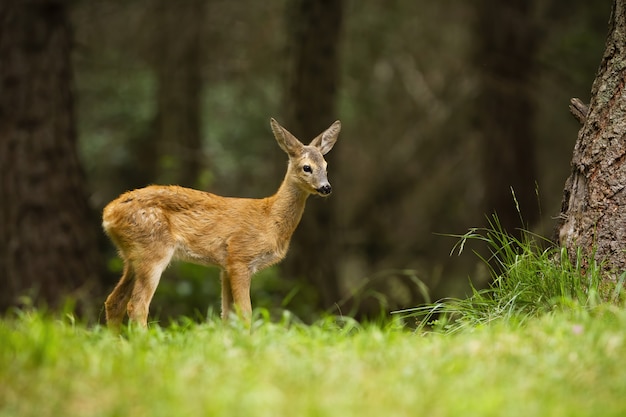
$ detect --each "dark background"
[0,0,612,322]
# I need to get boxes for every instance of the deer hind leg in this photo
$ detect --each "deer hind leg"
[126,248,174,328]
[105,260,135,330]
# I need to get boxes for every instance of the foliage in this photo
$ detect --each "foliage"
[1,306,625,417]
[69,0,613,315]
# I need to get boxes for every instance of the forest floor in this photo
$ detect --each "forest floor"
[1,306,625,417]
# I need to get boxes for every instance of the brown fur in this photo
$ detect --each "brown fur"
[102,118,340,329]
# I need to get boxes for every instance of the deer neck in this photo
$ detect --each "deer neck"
[269,172,309,239]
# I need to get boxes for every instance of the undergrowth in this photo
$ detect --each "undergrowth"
[2,215,626,416]
[395,215,626,332]
[2,304,626,417]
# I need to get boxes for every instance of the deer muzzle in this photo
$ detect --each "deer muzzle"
[317,184,332,196]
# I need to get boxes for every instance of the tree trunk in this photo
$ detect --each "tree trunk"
[151,0,204,188]
[281,0,344,308]
[0,0,102,313]
[557,0,626,279]
[474,0,540,233]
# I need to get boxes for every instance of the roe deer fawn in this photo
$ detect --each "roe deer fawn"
[102,118,340,329]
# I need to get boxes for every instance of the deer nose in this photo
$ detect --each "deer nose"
[317,184,332,195]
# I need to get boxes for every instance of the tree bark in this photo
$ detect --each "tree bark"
[151,0,204,188]
[474,0,540,233]
[281,0,344,308]
[569,98,589,125]
[0,0,102,312]
[557,0,626,278]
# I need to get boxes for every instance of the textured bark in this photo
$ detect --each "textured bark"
[557,0,626,278]
[569,98,589,125]
[474,0,540,233]
[0,0,101,312]
[281,0,343,308]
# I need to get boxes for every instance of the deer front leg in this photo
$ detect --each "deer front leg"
[220,269,233,321]
[225,263,252,324]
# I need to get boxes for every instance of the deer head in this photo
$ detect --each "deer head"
[270,118,341,196]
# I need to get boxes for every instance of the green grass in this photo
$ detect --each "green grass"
[1,307,625,417]
[2,220,626,416]
[398,215,626,332]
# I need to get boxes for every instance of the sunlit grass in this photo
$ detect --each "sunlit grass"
[2,217,626,416]
[1,305,626,417]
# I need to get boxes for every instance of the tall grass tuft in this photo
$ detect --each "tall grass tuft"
[396,215,625,332]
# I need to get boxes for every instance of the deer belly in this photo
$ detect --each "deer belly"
[173,243,223,267]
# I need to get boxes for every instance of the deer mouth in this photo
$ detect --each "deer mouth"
[316,184,332,196]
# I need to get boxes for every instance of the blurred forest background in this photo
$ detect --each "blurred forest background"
[0,0,613,322]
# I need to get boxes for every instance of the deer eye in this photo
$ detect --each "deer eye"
[303,165,312,173]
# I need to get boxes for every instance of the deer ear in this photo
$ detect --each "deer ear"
[271,118,303,157]
[309,120,341,155]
